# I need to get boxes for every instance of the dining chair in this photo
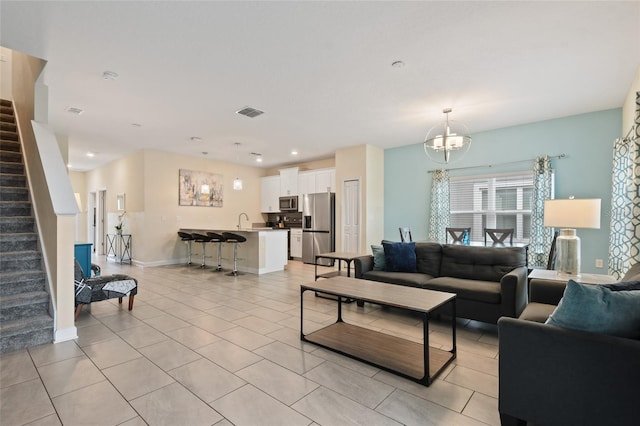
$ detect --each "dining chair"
[446,227,471,244]
[484,228,514,245]
[546,230,560,270]
[399,227,413,242]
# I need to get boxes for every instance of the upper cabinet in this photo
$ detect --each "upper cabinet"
[279,167,299,196]
[260,175,280,213]
[315,168,335,193]
[262,167,335,213]
[297,168,335,211]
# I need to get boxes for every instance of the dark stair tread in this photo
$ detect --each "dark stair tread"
[0,270,45,280]
[0,315,53,335]
[1,249,42,258]
[0,291,49,307]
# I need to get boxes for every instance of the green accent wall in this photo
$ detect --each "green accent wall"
[384,108,621,274]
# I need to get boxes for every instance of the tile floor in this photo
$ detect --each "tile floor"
[0,258,502,426]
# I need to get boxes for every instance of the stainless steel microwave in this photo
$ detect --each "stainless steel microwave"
[279,196,298,211]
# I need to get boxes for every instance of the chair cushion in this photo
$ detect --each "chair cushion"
[382,241,417,273]
[363,270,433,288]
[519,302,556,323]
[546,279,640,338]
[425,276,501,303]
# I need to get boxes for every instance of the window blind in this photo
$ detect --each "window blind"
[449,171,534,243]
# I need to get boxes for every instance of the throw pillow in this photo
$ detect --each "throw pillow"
[382,241,417,273]
[545,279,640,338]
[371,244,386,271]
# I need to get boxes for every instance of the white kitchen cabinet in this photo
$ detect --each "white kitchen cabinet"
[261,175,280,213]
[290,228,303,258]
[314,168,335,193]
[297,171,315,211]
[279,167,299,196]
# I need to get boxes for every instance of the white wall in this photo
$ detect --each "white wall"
[81,149,264,266]
[622,64,639,136]
[0,47,12,100]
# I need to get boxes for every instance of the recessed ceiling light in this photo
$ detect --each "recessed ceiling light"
[391,60,405,68]
[86,152,95,157]
[66,106,84,115]
[190,136,202,142]
[251,152,263,163]
[202,151,208,155]
[131,123,142,127]
[102,71,119,80]
[291,150,298,156]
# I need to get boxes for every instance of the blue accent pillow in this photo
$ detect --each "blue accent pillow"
[381,241,416,273]
[545,279,640,338]
[371,245,386,271]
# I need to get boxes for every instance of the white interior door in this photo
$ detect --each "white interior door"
[342,179,360,253]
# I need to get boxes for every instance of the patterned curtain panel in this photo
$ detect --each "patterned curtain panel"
[528,156,555,267]
[609,91,640,278]
[428,169,450,243]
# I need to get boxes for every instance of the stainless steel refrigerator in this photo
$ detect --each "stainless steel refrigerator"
[302,192,335,265]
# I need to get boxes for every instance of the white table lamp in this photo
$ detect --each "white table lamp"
[544,198,601,276]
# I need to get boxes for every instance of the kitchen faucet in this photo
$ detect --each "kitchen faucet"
[237,212,249,230]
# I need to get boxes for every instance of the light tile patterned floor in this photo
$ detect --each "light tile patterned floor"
[0,258,502,425]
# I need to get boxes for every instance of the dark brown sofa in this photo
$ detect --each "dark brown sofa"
[353,243,528,324]
[498,263,640,426]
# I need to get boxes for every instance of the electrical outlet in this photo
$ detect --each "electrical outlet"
[595,259,604,268]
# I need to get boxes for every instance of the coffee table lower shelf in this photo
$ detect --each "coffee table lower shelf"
[304,322,453,384]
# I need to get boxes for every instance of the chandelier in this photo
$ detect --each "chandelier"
[423,108,472,164]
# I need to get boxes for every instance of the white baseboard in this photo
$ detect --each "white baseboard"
[54,326,78,343]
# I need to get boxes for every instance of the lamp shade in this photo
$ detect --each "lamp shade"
[543,198,601,229]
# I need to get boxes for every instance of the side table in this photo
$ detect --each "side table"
[314,251,367,281]
[527,269,616,285]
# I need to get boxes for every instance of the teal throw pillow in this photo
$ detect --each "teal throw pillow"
[371,244,386,271]
[381,241,416,273]
[545,279,640,338]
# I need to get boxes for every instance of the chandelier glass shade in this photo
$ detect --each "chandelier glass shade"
[423,108,472,164]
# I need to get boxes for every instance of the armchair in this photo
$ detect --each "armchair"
[74,260,137,320]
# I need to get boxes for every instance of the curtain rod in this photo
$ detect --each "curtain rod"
[427,153,566,173]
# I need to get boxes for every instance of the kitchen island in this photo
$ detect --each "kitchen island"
[179,228,288,275]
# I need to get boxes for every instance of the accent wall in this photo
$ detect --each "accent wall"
[384,108,621,274]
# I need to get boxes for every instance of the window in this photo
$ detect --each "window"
[449,172,534,243]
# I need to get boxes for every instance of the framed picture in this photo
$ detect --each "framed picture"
[179,169,223,207]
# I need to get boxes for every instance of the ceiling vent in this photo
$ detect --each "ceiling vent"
[236,106,264,118]
[66,107,84,115]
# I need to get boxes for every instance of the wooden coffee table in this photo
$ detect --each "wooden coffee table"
[300,276,456,386]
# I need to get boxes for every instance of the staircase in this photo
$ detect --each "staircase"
[0,99,53,353]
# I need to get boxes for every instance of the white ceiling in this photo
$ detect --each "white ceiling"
[1,1,639,171]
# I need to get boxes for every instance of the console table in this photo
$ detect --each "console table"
[106,233,132,264]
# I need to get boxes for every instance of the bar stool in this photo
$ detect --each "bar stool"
[177,231,195,265]
[206,232,226,272]
[191,233,211,268]
[222,232,246,276]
